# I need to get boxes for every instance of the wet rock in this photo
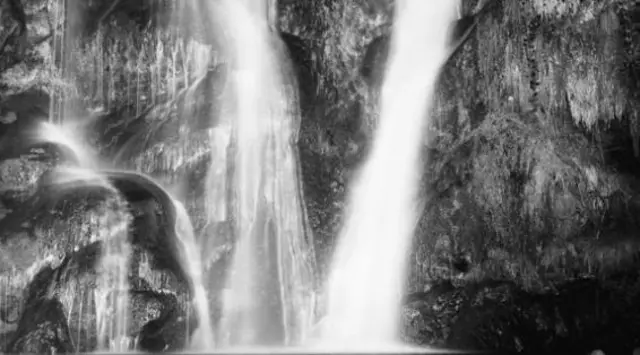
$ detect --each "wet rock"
[87,31,315,244]
[20,244,104,351]
[0,294,20,324]
[129,275,193,351]
[136,294,194,352]
[402,281,465,347]
[0,179,130,289]
[92,63,225,172]
[0,89,49,135]
[6,298,75,354]
[1,167,195,293]
[129,272,194,351]
[9,240,192,352]
[0,155,50,209]
[360,34,389,89]
[0,97,84,210]
[100,170,198,295]
[0,166,200,351]
[280,32,317,116]
[437,270,640,354]
[0,330,16,353]
[129,289,174,335]
[0,111,17,124]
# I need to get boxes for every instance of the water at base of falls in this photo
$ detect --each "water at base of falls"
[318,0,457,349]
[174,345,459,354]
[93,345,460,355]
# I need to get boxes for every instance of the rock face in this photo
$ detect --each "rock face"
[353,0,640,293]
[403,269,640,354]
[7,298,75,354]
[0,142,199,352]
[3,0,640,353]
[5,241,192,353]
[1,1,324,351]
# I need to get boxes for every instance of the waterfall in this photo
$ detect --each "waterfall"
[318,0,457,351]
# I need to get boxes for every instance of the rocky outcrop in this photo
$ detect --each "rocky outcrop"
[0,141,199,352]
[353,0,640,292]
[4,242,192,353]
[4,0,640,353]
[403,268,640,353]
[6,297,75,354]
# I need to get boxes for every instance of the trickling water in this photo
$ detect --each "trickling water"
[95,226,132,352]
[35,121,98,169]
[173,200,215,351]
[184,0,317,349]
[49,0,84,125]
[317,0,457,350]
[44,164,215,353]
[32,124,134,351]
[42,165,134,352]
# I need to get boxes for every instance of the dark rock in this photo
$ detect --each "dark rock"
[0,90,49,151]
[402,281,467,347]
[280,32,317,116]
[0,165,200,350]
[7,298,75,354]
[129,288,174,333]
[0,294,20,324]
[128,284,194,352]
[0,156,49,209]
[423,271,640,354]
[0,176,129,277]
[0,103,87,210]
[92,63,224,165]
[99,169,198,295]
[10,239,192,353]
[91,31,313,179]
[0,330,16,353]
[136,292,193,352]
[1,167,196,295]
[360,34,390,88]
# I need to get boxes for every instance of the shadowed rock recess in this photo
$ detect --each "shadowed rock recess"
[2,0,640,353]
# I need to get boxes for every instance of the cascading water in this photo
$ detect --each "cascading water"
[33,123,134,351]
[35,121,98,169]
[45,2,136,346]
[187,0,317,349]
[317,0,457,350]
[33,150,215,353]
[49,0,84,125]
[18,0,458,352]
[95,230,132,352]
[173,200,216,351]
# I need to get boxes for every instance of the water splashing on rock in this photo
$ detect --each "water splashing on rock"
[32,125,133,351]
[30,123,213,352]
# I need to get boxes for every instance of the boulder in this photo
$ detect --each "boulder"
[6,298,75,354]
[6,240,192,352]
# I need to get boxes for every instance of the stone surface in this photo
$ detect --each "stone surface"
[2,0,640,353]
[401,268,640,353]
